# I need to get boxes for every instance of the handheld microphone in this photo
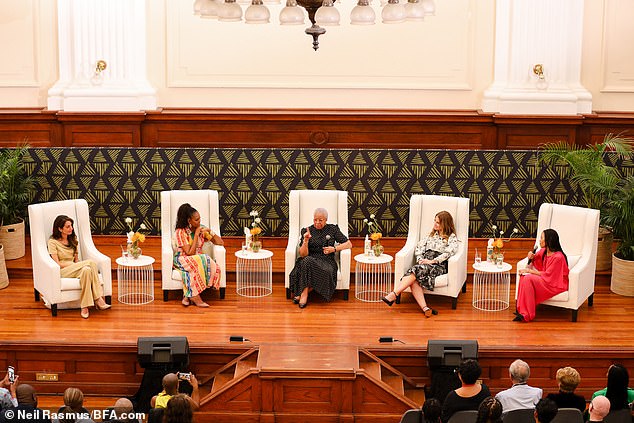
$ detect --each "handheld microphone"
[527,245,538,265]
[325,234,333,246]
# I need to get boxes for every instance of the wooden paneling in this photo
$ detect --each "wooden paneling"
[1,108,634,148]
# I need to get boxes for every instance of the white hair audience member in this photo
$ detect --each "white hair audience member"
[494,359,542,415]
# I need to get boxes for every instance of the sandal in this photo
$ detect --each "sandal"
[81,308,89,319]
[293,296,300,305]
[423,306,438,318]
[381,291,397,307]
[182,297,190,307]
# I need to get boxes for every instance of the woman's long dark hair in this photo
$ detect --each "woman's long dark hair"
[543,228,568,265]
[51,215,78,254]
[476,396,503,423]
[606,364,630,410]
[175,204,197,230]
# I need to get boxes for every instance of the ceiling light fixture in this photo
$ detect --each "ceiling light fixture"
[193,0,435,51]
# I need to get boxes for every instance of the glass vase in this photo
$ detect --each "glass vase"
[251,240,262,253]
[128,245,142,259]
[373,242,384,257]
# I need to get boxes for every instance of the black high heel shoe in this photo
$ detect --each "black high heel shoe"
[513,314,525,322]
[381,292,397,306]
[293,296,300,305]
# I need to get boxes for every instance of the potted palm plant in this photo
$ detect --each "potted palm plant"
[538,133,634,271]
[0,145,34,260]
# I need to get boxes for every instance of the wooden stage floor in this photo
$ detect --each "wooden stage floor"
[2,237,633,352]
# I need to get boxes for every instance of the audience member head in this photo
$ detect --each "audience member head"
[162,373,180,395]
[588,395,611,421]
[163,394,193,423]
[535,398,558,423]
[432,211,456,239]
[112,397,135,421]
[476,397,502,423]
[509,359,530,384]
[175,203,198,230]
[556,366,581,393]
[52,215,78,252]
[62,387,84,411]
[458,359,482,385]
[16,384,37,407]
[422,398,441,423]
[605,364,630,410]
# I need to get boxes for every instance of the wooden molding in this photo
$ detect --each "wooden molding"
[1,108,634,148]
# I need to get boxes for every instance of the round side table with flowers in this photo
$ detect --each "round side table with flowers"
[364,213,384,257]
[354,253,393,302]
[124,217,147,259]
[116,254,155,305]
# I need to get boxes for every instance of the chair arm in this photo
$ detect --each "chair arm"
[339,248,351,288]
[514,257,529,299]
[447,242,467,292]
[33,254,63,303]
[162,244,175,286]
[284,236,299,288]
[394,240,417,281]
[212,245,227,288]
[567,254,594,308]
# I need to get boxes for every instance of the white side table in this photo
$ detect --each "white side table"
[354,253,393,302]
[116,255,155,305]
[234,249,273,298]
[472,261,512,311]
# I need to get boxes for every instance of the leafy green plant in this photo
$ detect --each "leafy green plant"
[538,133,634,261]
[0,145,34,226]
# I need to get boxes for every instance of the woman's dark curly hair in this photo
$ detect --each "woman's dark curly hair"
[175,204,198,230]
[458,359,482,385]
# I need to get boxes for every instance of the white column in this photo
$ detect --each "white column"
[47,0,157,112]
[481,0,591,115]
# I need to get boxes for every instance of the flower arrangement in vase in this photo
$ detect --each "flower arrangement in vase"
[249,210,263,252]
[487,224,518,265]
[364,214,384,257]
[125,217,147,259]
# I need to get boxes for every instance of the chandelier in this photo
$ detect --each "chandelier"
[193,0,435,51]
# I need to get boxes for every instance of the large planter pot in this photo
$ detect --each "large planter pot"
[610,254,634,296]
[0,244,8,289]
[596,227,613,272]
[0,219,25,260]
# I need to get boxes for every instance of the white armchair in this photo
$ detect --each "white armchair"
[161,190,226,302]
[394,195,470,309]
[28,199,112,316]
[284,190,351,300]
[515,203,599,322]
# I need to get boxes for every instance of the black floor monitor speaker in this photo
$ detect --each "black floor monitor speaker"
[427,339,478,369]
[137,337,189,369]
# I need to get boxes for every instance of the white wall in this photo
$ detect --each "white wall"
[1,0,633,111]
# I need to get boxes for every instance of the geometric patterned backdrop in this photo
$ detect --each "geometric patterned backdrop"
[20,147,634,238]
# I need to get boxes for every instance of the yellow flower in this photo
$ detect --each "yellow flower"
[250,227,262,236]
[370,232,382,241]
[494,238,504,249]
[132,232,145,244]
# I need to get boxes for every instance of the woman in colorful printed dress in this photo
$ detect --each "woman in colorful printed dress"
[174,203,223,308]
[48,215,111,319]
[381,211,459,317]
[515,228,569,322]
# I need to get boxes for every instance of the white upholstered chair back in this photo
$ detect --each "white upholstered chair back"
[394,194,470,309]
[284,190,351,300]
[160,190,226,301]
[515,203,599,321]
[28,199,112,316]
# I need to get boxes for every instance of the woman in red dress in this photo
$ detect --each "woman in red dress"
[515,228,569,322]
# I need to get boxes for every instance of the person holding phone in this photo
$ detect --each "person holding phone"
[173,203,223,308]
[288,208,352,308]
[0,369,18,411]
[48,215,111,319]
[150,373,199,411]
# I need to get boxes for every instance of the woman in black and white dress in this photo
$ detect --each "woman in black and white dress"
[288,208,352,308]
[382,211,459,317]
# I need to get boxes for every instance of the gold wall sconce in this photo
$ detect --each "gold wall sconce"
[532,63,548,90]
[91,60,107,85]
